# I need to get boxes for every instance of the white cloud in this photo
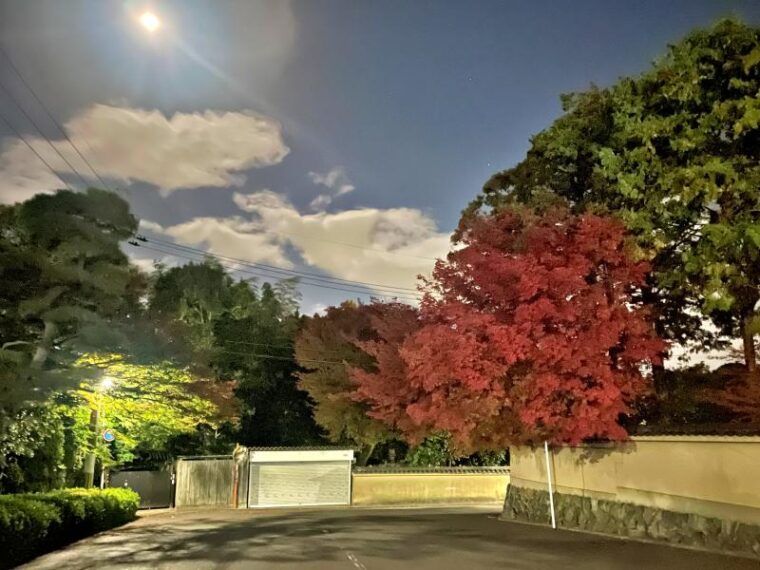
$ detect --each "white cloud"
[144,190,450,296]
[307,167,355,211]
[130,256,162,274]
[307,303,328,316]
[0,104,289,203]
[162,216,293,268]
[232,190,450,290]
[65,105,289,194]
[0,136,63,204]
[308,194,333,211]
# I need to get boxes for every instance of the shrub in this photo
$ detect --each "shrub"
[0,488,139,569]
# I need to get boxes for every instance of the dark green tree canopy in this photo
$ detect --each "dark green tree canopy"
[147,262,322,447]
[1,189,141,430]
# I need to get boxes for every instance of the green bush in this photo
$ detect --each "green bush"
[0,488,139,569]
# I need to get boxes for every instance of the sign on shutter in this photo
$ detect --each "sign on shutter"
[248,461,350,507]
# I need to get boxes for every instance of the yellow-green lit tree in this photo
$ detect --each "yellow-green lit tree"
[73,354,238,468]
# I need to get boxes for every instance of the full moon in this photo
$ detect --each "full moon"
[139,11,161,32]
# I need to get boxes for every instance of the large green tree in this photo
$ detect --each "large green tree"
[0,189,141,438]
[148,261,323,446]
[474,20,760,372]
[149,260,236,360]
[213,283,323,446]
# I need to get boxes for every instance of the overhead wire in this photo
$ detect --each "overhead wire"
[0,46,436,299]
[211,348,346,366]
[217,338,373,361]
[139,235,422,294]
[0,77,91,189]
[130,240,422,302]
[256,230,439,261]
[0,44,120,196]
[0,109,72,191]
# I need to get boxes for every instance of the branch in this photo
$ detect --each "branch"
[1,341,32,350]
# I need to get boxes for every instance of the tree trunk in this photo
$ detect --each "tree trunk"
[30,320,58,369]
[83,408,99,488]
[742,313,757,375]
[356,443,376,466]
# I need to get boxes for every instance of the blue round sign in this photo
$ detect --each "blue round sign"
[102,429,115,443]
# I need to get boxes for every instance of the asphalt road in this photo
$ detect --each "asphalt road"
[20,507,759,570]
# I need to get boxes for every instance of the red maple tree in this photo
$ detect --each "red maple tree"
[348,302,424,440]
[701,363,760,423]
[352,207,665,450]
[294,302,393,462]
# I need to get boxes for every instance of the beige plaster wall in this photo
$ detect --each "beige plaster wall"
[510,436,760,525]
[352,472,510,506]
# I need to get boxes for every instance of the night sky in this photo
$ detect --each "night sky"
[2,0,760,313]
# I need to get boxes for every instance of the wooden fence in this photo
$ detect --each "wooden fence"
[174,456,234,508]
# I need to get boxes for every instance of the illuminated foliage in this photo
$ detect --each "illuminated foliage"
[74,354,234,463]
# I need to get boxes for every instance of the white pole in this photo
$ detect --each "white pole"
[544,440,556,529]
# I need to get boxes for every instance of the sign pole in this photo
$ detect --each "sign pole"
[544,440,557,529]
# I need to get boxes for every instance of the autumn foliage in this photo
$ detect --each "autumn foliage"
[701,364,760,423]
[348,303,422,439]
[295,302,392,458]
[348,207,665,450]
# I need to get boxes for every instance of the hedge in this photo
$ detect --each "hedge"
[0,487,139,569]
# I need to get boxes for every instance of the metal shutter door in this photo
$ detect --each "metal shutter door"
[249,461,350,507]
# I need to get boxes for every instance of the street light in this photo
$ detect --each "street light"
[83,375,115,488]
[101,376,115,391]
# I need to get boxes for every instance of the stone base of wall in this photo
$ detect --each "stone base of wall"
[502,485,760,558]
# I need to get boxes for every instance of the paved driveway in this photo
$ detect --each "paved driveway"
[21,507,758,570]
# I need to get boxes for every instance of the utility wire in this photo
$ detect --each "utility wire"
[263,231,439,261]
[145,241,420,301]
[0,109,72,191]
[130,241,421,301]
[143,220,438,262]
[0,46,442,267]
[0,44,118,195]
[210,347,346,366]
[218,338,370,361]
[0,48,440,262]
[0,77,91,189]
[140,235,421,294]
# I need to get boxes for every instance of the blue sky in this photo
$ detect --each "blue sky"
[2,0,760,312]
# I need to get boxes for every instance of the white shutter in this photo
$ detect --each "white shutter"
[249,461,350,507]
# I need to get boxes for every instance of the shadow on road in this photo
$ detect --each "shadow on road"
[22,509,759,570]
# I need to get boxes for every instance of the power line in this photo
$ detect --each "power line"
[0,109,71,191]
[218,338,369,361]
[264,230,439,261]
[0,48,441,264]
[130,241,421,302]
[140,241,420,301]
[145,237,418,293]
[0,77,91,189]
[0,44,117,195]
[141,235,421,294]
[209,347,346,366]
[163,342,344,365]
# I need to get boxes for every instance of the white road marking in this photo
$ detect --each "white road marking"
[321,527,368,569]
[345,552,367,570]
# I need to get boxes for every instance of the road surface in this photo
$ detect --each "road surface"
[21,507,759,569]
